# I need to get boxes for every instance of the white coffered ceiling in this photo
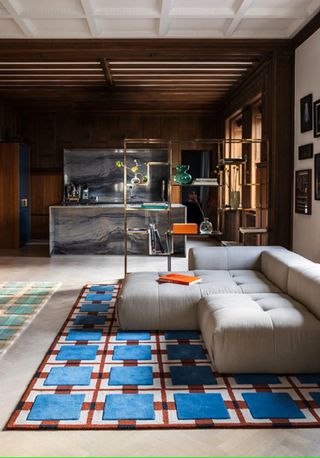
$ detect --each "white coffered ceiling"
[0,0,319,39]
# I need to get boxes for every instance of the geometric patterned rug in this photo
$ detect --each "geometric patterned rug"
[0,281,60,356]
[6,282,320,430]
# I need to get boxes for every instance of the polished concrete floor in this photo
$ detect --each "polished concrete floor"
[0,243,319,457]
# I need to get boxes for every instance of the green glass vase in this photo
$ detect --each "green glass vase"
[173,165,192,185]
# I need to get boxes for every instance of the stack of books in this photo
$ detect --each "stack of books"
[148,224,168,254]
[158,273,202,285]
[141,202,168,210]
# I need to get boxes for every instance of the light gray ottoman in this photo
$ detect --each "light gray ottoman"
[198,293,320,373]
[116,272,202,330]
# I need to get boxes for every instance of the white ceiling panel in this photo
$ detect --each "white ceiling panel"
[97,18,158,37]
[0,2,9,16]
[91,0,160,17]
[30,18,91,38]
[0,0,318,38]
[7,0,85,17]
[0,18,25,36]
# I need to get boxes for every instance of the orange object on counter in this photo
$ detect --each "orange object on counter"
[172,223,198,234]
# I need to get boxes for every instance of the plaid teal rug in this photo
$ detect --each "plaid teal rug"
[0,281,60,355]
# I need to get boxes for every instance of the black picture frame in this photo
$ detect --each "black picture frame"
[295,169,312,214]
[315,154,320,200]
[313,99,320,137]
[298,143,313,160]
[300,94,313,132]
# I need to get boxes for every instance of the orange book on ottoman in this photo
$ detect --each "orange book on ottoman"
[172,223,198,234]
[158,273,202,285]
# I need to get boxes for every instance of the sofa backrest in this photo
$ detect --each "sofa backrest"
[188,245,287,271]
[287,264,320,319]
[260,250,312,293]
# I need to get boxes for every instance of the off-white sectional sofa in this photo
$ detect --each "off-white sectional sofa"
[117,246,320,373]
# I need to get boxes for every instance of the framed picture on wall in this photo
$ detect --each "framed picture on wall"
[295,169,312,214]
[300,94,313,132]
[313,99,320,137]
[298,143,313,160]
[315,154,320,200]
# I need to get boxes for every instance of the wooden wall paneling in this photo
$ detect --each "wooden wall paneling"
[30,170,63,239]
[268,51,294,248]
[0,101,20,141]
[242,105,253,209]
[142,116,161,139]
[218,50,294,248]
[0,143,19,248]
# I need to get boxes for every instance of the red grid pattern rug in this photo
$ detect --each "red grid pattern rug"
[6,282,320,430]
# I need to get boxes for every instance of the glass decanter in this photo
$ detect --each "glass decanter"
[200,217,213,234]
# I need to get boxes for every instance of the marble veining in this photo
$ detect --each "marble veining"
[64,148,169,203]
[50,205,186,255]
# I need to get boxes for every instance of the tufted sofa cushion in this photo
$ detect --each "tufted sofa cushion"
[198,293,320,373]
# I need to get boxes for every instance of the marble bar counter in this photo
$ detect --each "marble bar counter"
[49,204,186,255]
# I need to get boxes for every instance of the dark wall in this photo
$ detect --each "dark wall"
[0,100,20,142]
[21,113,215,169]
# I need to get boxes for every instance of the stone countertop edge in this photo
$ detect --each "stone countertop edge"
[49,204,186,209]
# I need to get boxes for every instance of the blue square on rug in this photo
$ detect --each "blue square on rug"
[44,366,93,386]
[80,303,109,313]
[174,393,229,420]
[234,374,281,385]
[165,330,200,340]
[242,392,305,419]
[74,315,106,325]
[89,285,114,292]
[116,331,151,341]
[103,394,154,420]
[166,344,206,360]
[296,374,320,384]
[66,329,102,341]
[56,345,98,361]
[84,293,113,301]
[310,392,320,406]
[113,345,152,360]
[27,394,85,421]
[109,366,153,386]
[170,365,216,385]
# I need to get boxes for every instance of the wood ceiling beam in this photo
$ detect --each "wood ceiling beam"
[101,58,114,87]
[0,38,292,61]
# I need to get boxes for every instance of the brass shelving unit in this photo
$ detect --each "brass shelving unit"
[123,138,269,275]
[123,139,173,275]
